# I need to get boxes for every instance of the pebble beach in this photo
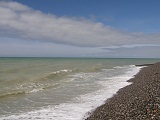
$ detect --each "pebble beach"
[86,62,160,120]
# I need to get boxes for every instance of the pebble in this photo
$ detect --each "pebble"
[86,62,160,120]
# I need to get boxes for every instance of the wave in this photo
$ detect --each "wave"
[40,69,78,80]
[113,65,135,69]
[0,90,26,99]
[0,86,49,99]
[1,65,37,73]
[0,69,78,99]
[87,67,102,72]
[1,65,142,120]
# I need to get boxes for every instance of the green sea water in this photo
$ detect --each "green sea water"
[0,58,159,119]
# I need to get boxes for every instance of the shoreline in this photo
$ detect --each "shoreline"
[86,62,160,120]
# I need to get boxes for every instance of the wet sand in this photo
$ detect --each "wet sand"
[86,62,160,120]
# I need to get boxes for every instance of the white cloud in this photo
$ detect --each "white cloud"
[0,1,160,47]
[107,46,160,58]
[0,37,109,57]
[101,44,160,49]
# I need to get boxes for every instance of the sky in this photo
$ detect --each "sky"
[0,0,160,58]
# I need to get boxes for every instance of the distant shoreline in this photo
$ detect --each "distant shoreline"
[86,62,160,120]
[135,63,154,66]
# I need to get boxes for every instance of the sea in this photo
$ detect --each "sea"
[0,58,159,120]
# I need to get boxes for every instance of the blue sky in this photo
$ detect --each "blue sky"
[13,0,160,33]
[0,0,160,57]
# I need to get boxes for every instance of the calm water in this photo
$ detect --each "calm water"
[0,58,159,120]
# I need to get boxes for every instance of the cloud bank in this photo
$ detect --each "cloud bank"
[0,1,160,47]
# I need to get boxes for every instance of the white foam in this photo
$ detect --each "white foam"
[51,69,72,74]
[1,66,142,120]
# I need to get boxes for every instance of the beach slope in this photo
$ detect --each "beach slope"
[86,62,160,120]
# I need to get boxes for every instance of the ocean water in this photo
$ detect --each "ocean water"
[0,58,159,120]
